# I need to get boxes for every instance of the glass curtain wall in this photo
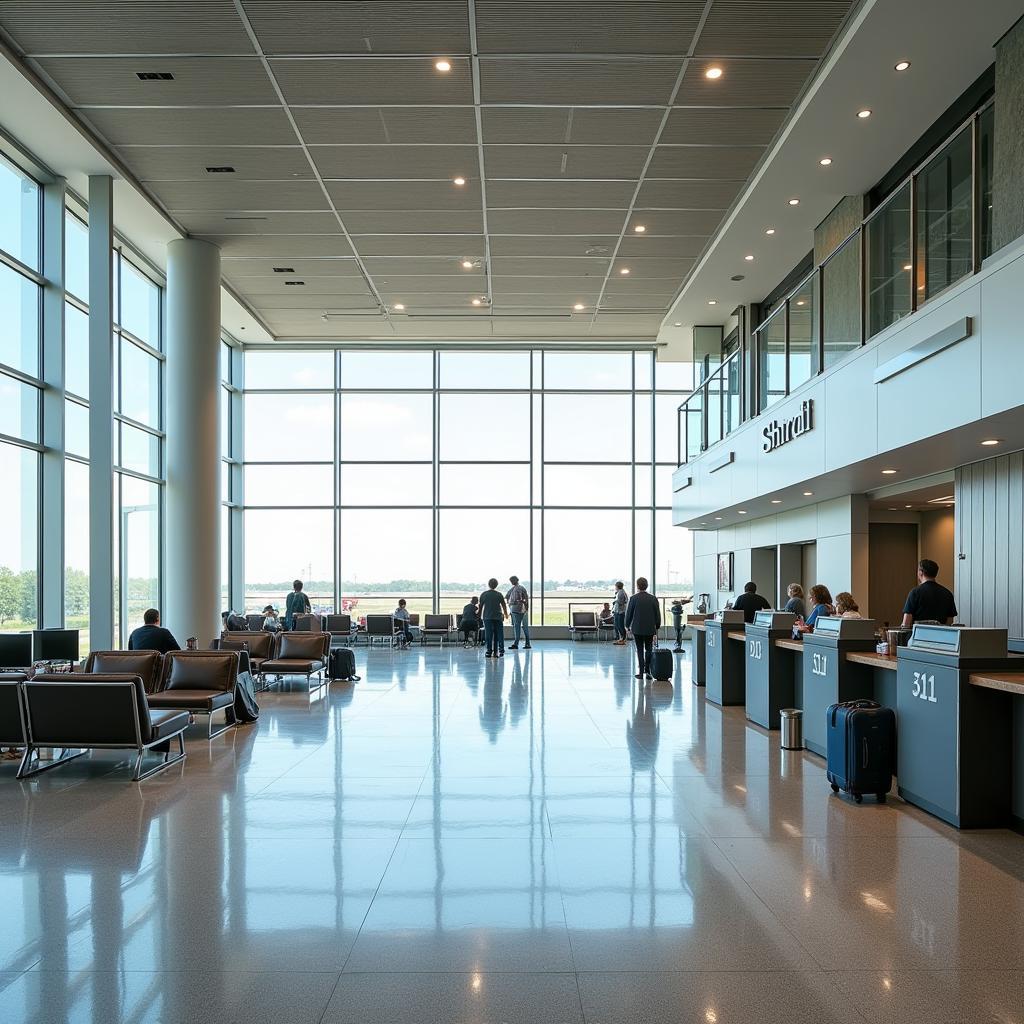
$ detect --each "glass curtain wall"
[0,155,42,636]
[243,349,692,625]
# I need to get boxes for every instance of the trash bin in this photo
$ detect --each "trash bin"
[780,708,803,750]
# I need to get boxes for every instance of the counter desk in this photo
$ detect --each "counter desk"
[688,616,708,687]
[705,611,747,707]
[744,611,799,729]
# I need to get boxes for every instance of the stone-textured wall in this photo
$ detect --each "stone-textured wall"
[994,16,1024,252]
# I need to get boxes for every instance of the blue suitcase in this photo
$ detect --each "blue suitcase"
[650,646,674,682]
[826,700,894,803]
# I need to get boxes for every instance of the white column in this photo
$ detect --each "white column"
[165,238,221,644]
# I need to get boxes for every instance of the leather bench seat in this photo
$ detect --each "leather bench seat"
[148,689,234,712]
[149,709,192,740]
[151,651,240,738]
[262,632,330,677]
[261,656,327,673]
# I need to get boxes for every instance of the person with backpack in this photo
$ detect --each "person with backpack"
[284,579,311,629]
[505,575,532,650]
[612,581,629,644]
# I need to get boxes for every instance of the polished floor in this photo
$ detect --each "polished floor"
[1,641,1023,1023]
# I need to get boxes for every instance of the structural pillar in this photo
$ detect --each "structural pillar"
[165,238,221,644]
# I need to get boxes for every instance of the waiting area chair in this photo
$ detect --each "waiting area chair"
[19,673,189,781]
[147,650,239,739]
[365,614,397,648]
[456,616,479,647]
[216,631,275,684]
[293,613,324,633]
[598,617,616,642]
[569,611,599,641]
[421,614,453,646]
[246,613,265,631]
[261,631,331,689]
[325,614,356,646]
[0,673,30,776]
[84,649,163,694]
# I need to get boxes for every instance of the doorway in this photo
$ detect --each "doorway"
[869,522,919,627]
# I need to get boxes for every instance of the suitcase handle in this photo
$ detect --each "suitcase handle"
[829,699,880,728]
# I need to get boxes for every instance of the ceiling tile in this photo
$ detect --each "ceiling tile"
[487,180,635,208]
[361,256,484,277]
[484,145,649,179]
[648,144,765,179]
[694,1,854,58]
[628,209,725,233]
[119,146,311,181]
[481,108,572,144]
[221,257,363,278]
[370,275,486,294]
[489,236,619,257]
[617,234,709,258]
[327,179,482,211]
[611,256,695,277]
[203,234,353,257]
[662,106,787,145]
[487,209,627,234]
[676,57,819,106]
[293,107,478,145]
[491,276,605,296]
[179,211,340,235]
[147,179,329,212]
[350,235,485,257]
[634,178,744,208]
[341,211,485,233]
[491,256,610,276]
[567,107,667,145]
[232,277,373,298]
[80,107,296,147]
[311,145,478,180]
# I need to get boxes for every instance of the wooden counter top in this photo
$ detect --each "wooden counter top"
[728,631,746,641]
[774,638,804,652]
[969,672,1024,696]
[689,621,706,631]
[845,650,898,671]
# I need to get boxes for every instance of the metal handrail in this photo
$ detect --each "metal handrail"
[677,349,741,464]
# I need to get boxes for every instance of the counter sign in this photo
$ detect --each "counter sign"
[762,399,813,453]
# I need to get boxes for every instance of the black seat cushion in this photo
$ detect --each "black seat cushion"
[148,709,191,740]
[148,689,234,712]
[159,651,237,694]
[261,658,325,674]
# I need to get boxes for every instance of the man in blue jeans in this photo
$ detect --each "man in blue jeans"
[612,581,629,645]
[478,578,508,658]
[506,575,532,650]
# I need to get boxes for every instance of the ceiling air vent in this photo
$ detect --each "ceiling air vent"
[284,280,305,286]
[206,166,235,173]
[272,267,295,273]
[136,71,174,81]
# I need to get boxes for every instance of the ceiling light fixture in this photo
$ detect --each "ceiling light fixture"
[819,157,832,166]
[981,438,1001,446]
[744,254,754,261]
[737,510,747,514]
[796,299,805,306]
[894,60,911,71]
[707,299,717,305]
[857,109,872,119]
[393,303,405,311]
[461,260,474,269]
[714,516,722,520]
[903,264,912,271]
[573,303,585,311]
[882,468,898,475]
[471,298,482,306]
[705,66,723,80]
[788,198,800,206]
[435,59,451,72]
[634,224,646,233]
[619,267,630,275]
[905,504,913,509]
[765,228,776,235]
[771,499,782,504]
[674,322,682,327]
[453,176,466,186]
[803,491,813,496]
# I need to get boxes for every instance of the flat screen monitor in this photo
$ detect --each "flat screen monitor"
[32,628,80,662]
[0,633,33,669]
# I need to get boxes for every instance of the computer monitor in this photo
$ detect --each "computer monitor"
[32,628,80,663]
[0,633,33,669]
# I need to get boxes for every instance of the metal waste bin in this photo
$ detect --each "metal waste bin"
[780,708,803,750]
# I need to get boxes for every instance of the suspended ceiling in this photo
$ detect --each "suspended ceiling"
[0,1,856,341]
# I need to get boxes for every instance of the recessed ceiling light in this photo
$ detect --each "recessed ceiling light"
[981,438,1001,446]
[707,299,717,305]
[453,176,466,186]
[771,499,782,504]
[714,516,722,521]
[803,491,813,496]
[765,228,776,235]
[737,510,747,514]
[573,303,585,311]
[895,60,911,71]
[857,109,872,119]
[888,507,898,511]
[619,267,630,275]
[819,157,832,166]
[435,59,451,72]
[903,264,912,271]
[393,303,405,311]
[634,224,646,233]
[788,198,800,206]
[471,298,482,306]
[882,468,898,475]
[744,254,754,261]
[795,300,805,306]
[674,322,682,327]
[705,66,723,79]
[905,505,913,509]
[461,260,474,269]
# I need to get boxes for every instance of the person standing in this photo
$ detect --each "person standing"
[478,578,508,658]
[284,579,311,630]
[128,608,180,653]
[612,581,629,645]
[506,575,532,650]
[625,577,661,680]
[732,581,771,624]
[901,559,957,626]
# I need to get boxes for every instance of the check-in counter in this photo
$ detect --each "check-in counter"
[801,616,878,757]
[897,625,1018,828]
[688,614,710,686]
[745,611,799,729]
[706,610,747,707]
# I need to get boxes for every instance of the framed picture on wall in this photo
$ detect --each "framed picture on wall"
[717,552,733,592]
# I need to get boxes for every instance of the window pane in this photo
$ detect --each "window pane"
[439,509,529,598]
[221,504,230,609]
[654,359,693,391]
[0,441,38,630]
[120,339,160,427]
[544,351,631,389]
[338,509,431,594]
[245,508,335,612]
[246,393,335,461]
[245,463,334,506]
[0,373,39,442]
[440,393,529,461]
[221,386,231,454]
[340,350,433,389]
[245,350,333,389]
[655,465,675,507]
[788,277,815,387]
[65,399,89,458]
[865,182,911,339]
[221,460,230,503]
[654,510,693,597]
[339,392,432,460]
[440,463,529,505]
[65,302,89,398]
[119,475,160,637]
[119,422,160,476]
[221,340,233,384]
[119,259,160,346]
[979,105,994,261]
[544,464,631,506]
[65,211,89,301]
[655,392,687,462]
[0,155,39,270]
[758,311,786,412]
[65,459,89,655]
[439,351,530,389]
[822,234,861,370]
[634,351,653,390]
[0,262,39,376]
[635,465,653,507]
[340,463,432,505]
[916,127,973,302]
[544,394,631,461]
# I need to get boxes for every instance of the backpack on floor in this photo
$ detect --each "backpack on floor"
[329,647,360,682]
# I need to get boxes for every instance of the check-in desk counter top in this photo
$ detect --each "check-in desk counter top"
[688,617,708,686]
[846,650,898,671]
[897,625,1019,829]
[801,617,879,757]
[705,611,747,707]
[744,612,799,730]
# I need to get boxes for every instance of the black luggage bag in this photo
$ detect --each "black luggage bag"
[329,647,360,682]
[650,646,674,682]
[826,699,894,803]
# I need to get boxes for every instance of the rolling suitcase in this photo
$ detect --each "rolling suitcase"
[650,645,674,682]
[826,699,894,803]
[329,646,360,682]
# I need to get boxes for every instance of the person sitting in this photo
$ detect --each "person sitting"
[262,604,281,632]
[797,585,834,633]
[732,581,771,624]
[599,602,613,623]
[835,592,862,618]
[222,610,247,632]
[783,583,806,620]
[128,608,180,653]
[393,599,413,647]
[460,596,480,647]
